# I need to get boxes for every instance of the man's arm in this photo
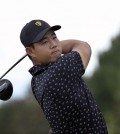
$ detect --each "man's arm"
[60,40,92,69]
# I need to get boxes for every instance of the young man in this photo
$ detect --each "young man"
[20,19,108,134]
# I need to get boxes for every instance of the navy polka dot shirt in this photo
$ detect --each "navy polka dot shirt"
[29,51,108,134]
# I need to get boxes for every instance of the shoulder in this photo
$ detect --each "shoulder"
[55,51,81,65]
[51,51,85,76]
[60,40,91,69]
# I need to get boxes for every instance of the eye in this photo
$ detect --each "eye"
[52,35,57,40]
[43,40,48,44]
[40,39,48,45]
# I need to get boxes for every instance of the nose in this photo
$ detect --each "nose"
[50,40,57,49]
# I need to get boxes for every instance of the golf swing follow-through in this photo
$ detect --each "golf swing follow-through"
[0,54,27,100]
[0,19,108,133]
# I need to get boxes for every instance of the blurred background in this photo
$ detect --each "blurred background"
[0,0,120,133]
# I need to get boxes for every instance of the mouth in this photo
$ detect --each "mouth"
[51,49,60,55]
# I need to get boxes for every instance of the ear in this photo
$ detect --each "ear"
[25,47,36,58]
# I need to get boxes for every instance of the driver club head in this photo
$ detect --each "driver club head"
[0,79,13,101]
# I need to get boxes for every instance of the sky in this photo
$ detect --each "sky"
[0,0,120,104]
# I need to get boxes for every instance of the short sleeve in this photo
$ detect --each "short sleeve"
[56,51,85,78]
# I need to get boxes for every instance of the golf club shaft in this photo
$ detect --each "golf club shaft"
[0,54,27,80]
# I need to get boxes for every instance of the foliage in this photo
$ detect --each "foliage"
[86,34,120,134]
[0,92,50,134]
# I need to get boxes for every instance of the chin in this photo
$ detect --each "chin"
[51,54,61,62]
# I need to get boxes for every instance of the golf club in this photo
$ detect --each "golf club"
[0,79,13,100]
[0,54,27,101]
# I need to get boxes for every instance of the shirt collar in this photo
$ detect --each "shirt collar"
[29,64,50,76]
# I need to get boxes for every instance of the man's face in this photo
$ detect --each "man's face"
[26,30,62,64]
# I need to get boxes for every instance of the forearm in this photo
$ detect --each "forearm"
[60,40,76,54]
[60,39,88,54]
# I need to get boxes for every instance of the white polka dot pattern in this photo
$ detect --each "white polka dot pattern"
[29,51,108,134]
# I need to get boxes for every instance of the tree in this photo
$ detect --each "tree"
[86,33,120,134]
[0,88,50,134]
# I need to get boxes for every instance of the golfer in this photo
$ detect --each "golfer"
[20,19,108,134]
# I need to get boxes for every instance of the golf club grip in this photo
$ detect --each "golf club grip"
[0,54,27,80]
